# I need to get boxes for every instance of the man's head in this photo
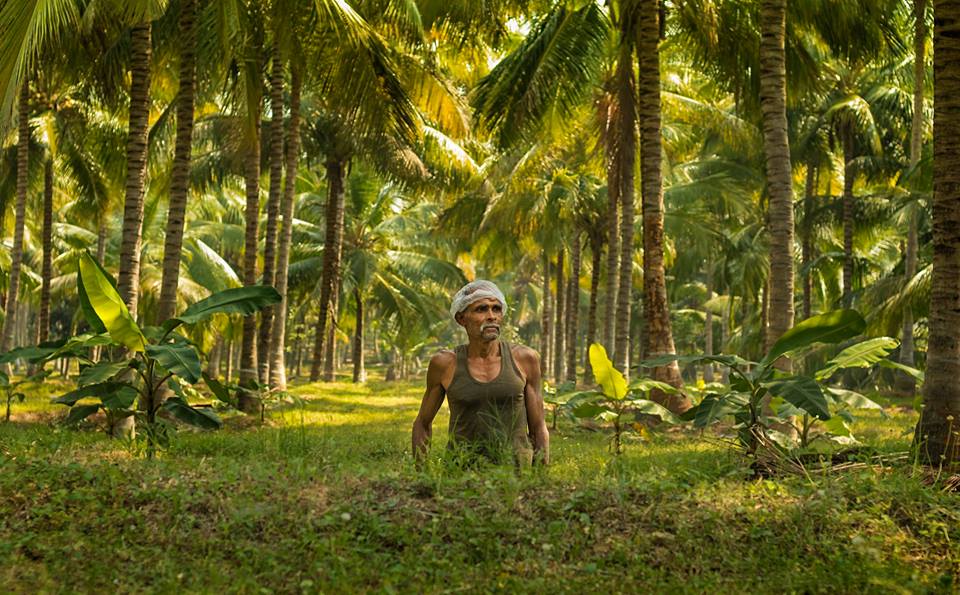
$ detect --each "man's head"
[450,280,506,341]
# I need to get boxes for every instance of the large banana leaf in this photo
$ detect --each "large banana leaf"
[763,377,831,420]
[78,252,146,352]
[54,381,127,406]
[63,404,101,426]
[761,309,865,368]
[588,343,627,400]
[146,343,202,384]
[77,258,109,334]
[629,399,681,424]
[78,360,133,386]
[162,397,222,429]
[163,286,282,332]
[815,337,899,381]
[691,393,749,428]
[825,388,884,411]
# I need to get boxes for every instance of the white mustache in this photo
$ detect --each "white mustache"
[482,324,500,331]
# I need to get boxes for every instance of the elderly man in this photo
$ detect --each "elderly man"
[412,280,550,467]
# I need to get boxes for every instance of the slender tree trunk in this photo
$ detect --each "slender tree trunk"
[96,223,107,265]
[157,0,197,325]
[553,249,566,382]
[721,296,731,384]
[540,252,552,377]
[353,286,365,383]
[584,235,602,383]
[566,234,581,384]
[614,36,636,375]
[311,160,346,381]
[116,23,153,320]
[603,127,620,354]
[916,0,960,465]
[258,42,286,384]
[207,336,222,378]
[269,65,302,391]
[324,290,340,380]
[1,81,30,353]
[38,157,53,344]
[898,0,928,396]
[802,160,816,320]
[294,326,303,379]
[842,131,855,304]
[760,0,795,362]
[224,337,233,382]
[238,121,262,414]
[637,0,689,412]
[704,264,714,383]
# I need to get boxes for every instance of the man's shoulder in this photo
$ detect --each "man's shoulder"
[428,349,457,370]
[508,343,540,367]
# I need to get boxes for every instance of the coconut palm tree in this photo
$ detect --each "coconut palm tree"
[758,0,794,356]
[915,0,960,466]
[156,0,198,324]
[0,80,30,353]
[896,0,929,395]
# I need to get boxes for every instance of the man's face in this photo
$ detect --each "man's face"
[456,297,503,342]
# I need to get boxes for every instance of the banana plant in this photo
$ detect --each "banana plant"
[642,310,919,452]
[565,344,679,455]
[50,252,280,456]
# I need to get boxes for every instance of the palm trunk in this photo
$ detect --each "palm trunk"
[224,337,233,382]
[206,336,222,378]
[603,122,620,354]
[566,234,581,384]
[637,0,689,412]
[704,264,714,383]
[916,0,960,465]
[553,248,565,382]
[116,23,152,320]
[760,0,795,360]
[540,252,552,377]
[898,0,928,396]
[584,234,602,383]
[96,223,107,265]
[1,81,30,353]
[269,65,302,391]
[614,37,636,375]
[352,286,365,383]
[238,120,262,414]
[157,0,197,325]
[802,160,816,320]
[324,289,339,380]
[38,157,53,344]
[258,42,286,384]
[842,131,855,304]
[310,160,346,381]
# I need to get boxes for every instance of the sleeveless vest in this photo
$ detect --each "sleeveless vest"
[446,341,532,464]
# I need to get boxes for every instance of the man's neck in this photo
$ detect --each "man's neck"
[466,338,500,359]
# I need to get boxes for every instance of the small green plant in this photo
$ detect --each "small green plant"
[642,310,920,452]
[563,344,679,454]
[48,252,280,456]
[0,363,49,422]
[543,380,576,430]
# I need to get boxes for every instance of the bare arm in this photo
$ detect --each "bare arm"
[412,352,453,466]
[515,346,550,466]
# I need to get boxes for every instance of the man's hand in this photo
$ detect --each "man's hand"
[514,346,550,466]
[412,351,453,468]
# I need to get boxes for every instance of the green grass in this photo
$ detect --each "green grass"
[0,374,957,593]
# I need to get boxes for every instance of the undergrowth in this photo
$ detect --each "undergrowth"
[0,374,957,593]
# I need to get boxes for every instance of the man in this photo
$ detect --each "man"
[412,279,550,467]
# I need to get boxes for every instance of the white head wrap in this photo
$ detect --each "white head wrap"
[450,279,507,320]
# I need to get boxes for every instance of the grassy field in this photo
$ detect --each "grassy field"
[0,372,958,593]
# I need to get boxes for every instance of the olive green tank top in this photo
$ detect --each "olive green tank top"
[446,341,532,465]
